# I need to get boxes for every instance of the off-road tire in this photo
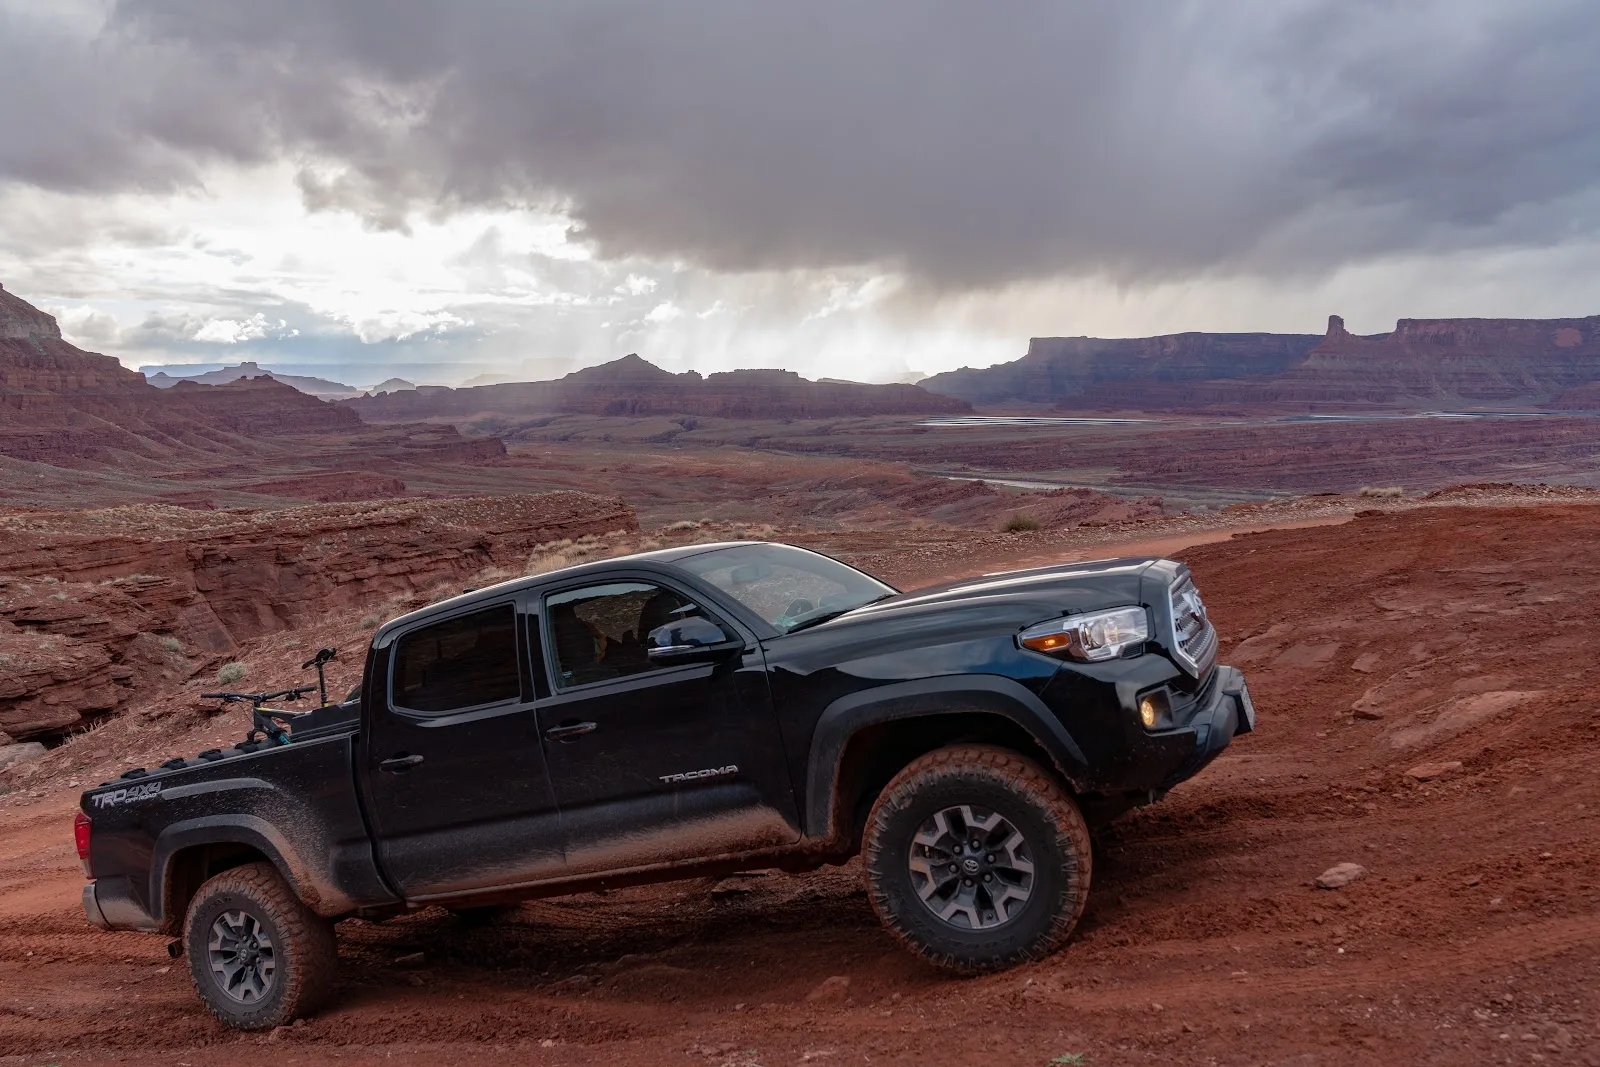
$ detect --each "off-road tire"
[863,745,1092,973]
[183,861,338,1030]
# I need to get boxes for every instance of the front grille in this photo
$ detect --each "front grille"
[1168,573,1217,673]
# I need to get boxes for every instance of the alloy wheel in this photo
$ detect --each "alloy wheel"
[208,909,277,1003]
[907,804,1035,930]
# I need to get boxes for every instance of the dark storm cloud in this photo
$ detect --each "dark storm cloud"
[6,0,1600,287]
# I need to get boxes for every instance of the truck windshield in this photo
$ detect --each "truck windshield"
[676,543,896,634]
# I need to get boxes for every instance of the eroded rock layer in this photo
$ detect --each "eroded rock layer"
[0,492,635,739]
[924,314,1600,410]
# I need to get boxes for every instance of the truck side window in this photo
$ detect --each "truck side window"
[546,581,697,688]
[392,604,521,713]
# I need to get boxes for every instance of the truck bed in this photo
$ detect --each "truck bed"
[81,702,395,932]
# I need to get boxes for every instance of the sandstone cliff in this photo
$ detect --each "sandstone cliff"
[343,353,971,422]
[0,286,508,474]
[921,331,1323,407]
[922,314,1600,411]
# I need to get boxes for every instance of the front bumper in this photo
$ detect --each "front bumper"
[1161,664,1254,789]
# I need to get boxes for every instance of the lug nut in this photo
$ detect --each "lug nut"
[985,854,995,863]
[963,878,973,886]
[983,874,992,882]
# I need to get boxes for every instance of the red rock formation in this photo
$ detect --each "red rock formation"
[921,332,1323,407]
[167,377,363,435]
[0,286,508,476]
[0,492,636,739]
[923,313,1600,411]
[343,353,971,422]
[1270,314,1600,406]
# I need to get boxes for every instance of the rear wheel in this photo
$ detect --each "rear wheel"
[862,745,1091,973]
[183,861,338,1030]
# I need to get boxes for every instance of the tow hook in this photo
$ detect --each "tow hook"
[166,939,183,959]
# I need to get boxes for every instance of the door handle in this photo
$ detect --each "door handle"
[379,754,425,773]
[544,721,598,742]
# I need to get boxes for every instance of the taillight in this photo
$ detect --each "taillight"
[74,811,92,876]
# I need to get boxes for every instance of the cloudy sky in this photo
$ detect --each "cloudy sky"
[3,0,1599,386]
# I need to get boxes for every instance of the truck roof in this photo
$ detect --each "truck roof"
[372,540,762,642]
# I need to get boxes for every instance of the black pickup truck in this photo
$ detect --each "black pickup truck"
[76,541,1254,1029]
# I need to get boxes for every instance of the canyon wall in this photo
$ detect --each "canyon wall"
[923,314,1600,411]
[0,286,508,472]
[0,492,636,739]
[921,331,1323,407]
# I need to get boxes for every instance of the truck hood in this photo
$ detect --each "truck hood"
[825,556,1159,633]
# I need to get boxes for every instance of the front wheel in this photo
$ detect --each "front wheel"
[183,861,338,1030]
[862,745,1092,973]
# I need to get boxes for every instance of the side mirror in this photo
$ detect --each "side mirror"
[647,616,737,662]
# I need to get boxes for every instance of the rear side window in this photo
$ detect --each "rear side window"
[392,605,521,713]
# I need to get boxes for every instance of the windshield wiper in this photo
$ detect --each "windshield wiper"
[783,593,894,634]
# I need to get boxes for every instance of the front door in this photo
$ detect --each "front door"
[535,578,799,875]
[362,599,563,900]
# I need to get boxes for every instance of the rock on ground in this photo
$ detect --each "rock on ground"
[1316,862,1369,889]
[1405,760,1464,782]
[0,742,47,770]
[805,975,851,1003]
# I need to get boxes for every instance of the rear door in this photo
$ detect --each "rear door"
[534,575,799,875]
[362,597,563,900]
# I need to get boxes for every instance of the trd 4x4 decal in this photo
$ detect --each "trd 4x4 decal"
[92,781,163,808]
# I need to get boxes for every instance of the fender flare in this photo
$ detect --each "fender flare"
[802,675,1089,838]
[148,814,320,926]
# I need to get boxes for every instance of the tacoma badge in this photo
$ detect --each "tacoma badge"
[659,765,739,784]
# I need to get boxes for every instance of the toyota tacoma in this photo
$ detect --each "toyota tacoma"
[75,541,1254,1029]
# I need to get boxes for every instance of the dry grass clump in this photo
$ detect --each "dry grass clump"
[158,636,183,653]
[359,614,382,629]
[216,661,248,685]
[1359,486,1404,498]
[1001,513,1042,533]
[664,519,702,532]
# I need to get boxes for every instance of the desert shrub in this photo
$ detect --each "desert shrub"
[639,538,663,551]
[1359,486,1404,498]
[664,519,702,532]
[526,551,572,576]
[216,661,248,685]
[359,614,382,629]
[281,637,301,649]
[159,636,183,653]
[1001,513,1042,533]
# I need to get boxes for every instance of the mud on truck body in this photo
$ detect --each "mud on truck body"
[76,541,1255,1029]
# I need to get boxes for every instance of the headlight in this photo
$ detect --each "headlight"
[1018,607,1149,662]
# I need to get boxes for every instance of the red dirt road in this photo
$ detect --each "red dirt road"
[2,505,1598,1066]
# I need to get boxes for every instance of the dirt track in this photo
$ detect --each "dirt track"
[3,505,1599,1066]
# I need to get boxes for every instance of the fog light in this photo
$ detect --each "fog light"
[1139,697,1158,728]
